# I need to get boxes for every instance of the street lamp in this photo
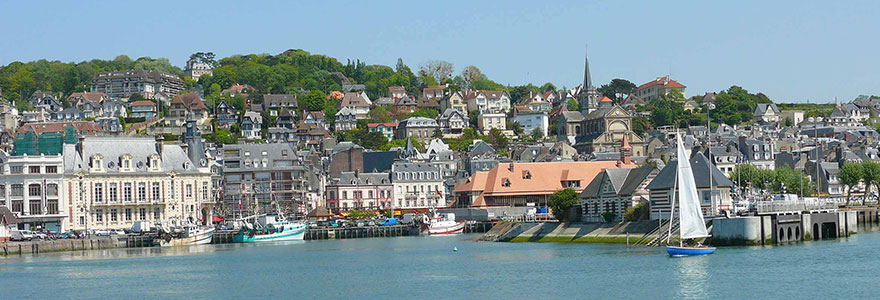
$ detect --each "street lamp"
[706,103,716,215]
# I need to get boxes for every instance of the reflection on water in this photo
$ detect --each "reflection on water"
[675,255,710,299]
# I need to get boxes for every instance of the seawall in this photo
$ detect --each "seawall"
[482,221,658,244]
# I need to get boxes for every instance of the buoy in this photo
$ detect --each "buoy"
[453,246,458,252]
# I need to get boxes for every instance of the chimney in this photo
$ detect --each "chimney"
[181,143,189,156]
[77,136,86,158]
[508,162,514,172]
[156,135,165,159]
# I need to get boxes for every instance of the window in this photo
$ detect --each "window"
[29,166,40,174]
[79,216,85,225]
[0,184,5,198]
[109,184,118,202]
[46,184,58,196]
[11,184,23,197]
[47,200,58,214]
[29,200,41,215]
[186,184,193,198]
[96,209,103,222]
[138,183,146,202]
[152,182,160,201]
[139,208,146,220]
[28,184,41,197]
[154,208,160,220]
[125,208,132,221]
[11,166,22,174]
[46,165,58,174]
[94,183,104,202]
[342,191,347,199]
[202,182,209,200]
[368,190,373,199]
[124,183,132,202]
[110,209,118,222]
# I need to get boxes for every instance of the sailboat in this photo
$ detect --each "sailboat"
[666,133,716,256]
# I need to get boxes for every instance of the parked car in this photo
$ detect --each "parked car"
[33,231,48,239]
[110,229,126,236]
[93,229,110,236]
[10,230,34,241]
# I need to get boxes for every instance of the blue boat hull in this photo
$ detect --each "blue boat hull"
[666,246,716,256]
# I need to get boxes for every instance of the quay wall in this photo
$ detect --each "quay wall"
[1,238,122,255]
[485,221,658,243]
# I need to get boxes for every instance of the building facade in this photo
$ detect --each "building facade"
[221,143,309,217]
[391,162,445,209]
[0,152,67,231]
[325,172,393,211]
[63,137,213,231]
[91,70,185,100]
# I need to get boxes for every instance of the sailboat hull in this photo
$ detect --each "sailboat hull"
[666,246,716,256]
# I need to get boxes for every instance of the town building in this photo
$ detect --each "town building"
[221,143,308,217]
[438,108,468,138]
[325,172,393,211]
[753,103,781,123]
[634,76,686,102]
[391,162,445,209]
[512,110,549,138]
[29,91,64,112]
[389,86,407,99]
[465,90,511,113]
[396,117,439,142]
[334,107,358,132]
[830,103,868,126]
[129,101,158,120]
[263,94,298,117]
[184,60,212,81]
[737,136,776,170]
[439,91,467,114]
[91,70,185,100]
[477,112,509,135]
[367,123,396,141]
[64,137,213,231]
[423,86,446,99]
[167,92,209,126]
[453,160,637,208]
[241,111,263,140]
[0,150,67,231]
[220,84,255,97]
[646,152,733,219]
[340,92,371,119]
[579,166,657,222]
[572,100,646,156]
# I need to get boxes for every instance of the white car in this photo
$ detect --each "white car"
[93,229,110,236]
[109,229,126,236]
[10,230,34,241]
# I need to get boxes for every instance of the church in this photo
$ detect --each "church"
[558,52,646,157]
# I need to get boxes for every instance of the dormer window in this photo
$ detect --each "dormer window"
[522,170,532,179]
[90,154,104,172]
[502,178,511,187]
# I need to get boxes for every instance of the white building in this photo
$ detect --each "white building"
[391,162,445,209]
[0,152,67,232]
[477,113,510,135]
[63,137,213,231]
[511,111,549,138]
[466,90,511,113]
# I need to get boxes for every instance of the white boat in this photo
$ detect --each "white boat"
[666,133,716,256]
[233,214,306,243]
[423,213,466,235]
[159,223,215,247]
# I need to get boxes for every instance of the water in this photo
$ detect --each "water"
[2,233,879,299]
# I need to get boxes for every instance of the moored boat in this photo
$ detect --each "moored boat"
[233,214,306,243]
[158,223,215,247]
[423,213,466,235]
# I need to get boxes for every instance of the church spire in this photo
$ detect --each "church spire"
[583,47,592,89]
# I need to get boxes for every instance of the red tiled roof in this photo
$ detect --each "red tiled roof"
[599,96,613,102]
[16,121,104,135]
[129,100,156,107]
[172,92,208,111]
[637,76,686,90]
[67,92,108,103]
[367,122,397,128]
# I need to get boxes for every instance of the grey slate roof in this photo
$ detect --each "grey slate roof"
[336,172,391,186]
[64,137,204,174]
[646,152,733,190]
[581,166,656,198]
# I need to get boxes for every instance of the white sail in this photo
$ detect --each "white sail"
[676,134,710,239]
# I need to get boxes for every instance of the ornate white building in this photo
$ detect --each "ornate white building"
[63,137,213,231]
[0,152,67,231]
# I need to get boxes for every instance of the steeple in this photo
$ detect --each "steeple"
[579,48,600,113]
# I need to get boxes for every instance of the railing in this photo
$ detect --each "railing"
[756,199,839,214]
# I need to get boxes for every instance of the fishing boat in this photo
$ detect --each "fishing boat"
[233,214,306,243]
[666,133,716,256]
[158,222,215,247]
[423,213,466,235]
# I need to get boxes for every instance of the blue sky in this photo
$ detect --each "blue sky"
[0,0,877,102]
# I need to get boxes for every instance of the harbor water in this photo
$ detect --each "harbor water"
[2,232,880,299]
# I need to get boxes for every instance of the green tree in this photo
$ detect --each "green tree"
[624,202,650,222]
[862,161,880,205]
[367,106,393,123]
[302,90,326,111]
[566,98,579,111]
[408,108,439,119]
[548,188,579,221]
[487,128,508,150]
[530,128,543,141]
[597,78,637,102]
[839,162,863,205]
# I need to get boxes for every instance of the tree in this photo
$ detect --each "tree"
[418,60,454,83]
[302,90,326,111]
[433,128,443,138]
[862,161,880,205]
[408,108,439,119]
[566,98,580,111]
[539,82,557,92]
[487,128,508,150]
[597,78,636,102]
[351,129,388,150]
[460,65,482,90]
[367,107,393,123]
[548,188,579,221]
[530,128,543,141]
[839,162,863,206]
[624,202,650,222]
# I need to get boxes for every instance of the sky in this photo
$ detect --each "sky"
[0,0,878,103]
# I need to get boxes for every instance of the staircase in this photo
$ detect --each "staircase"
[647,219,680,247]
[631,219,678,247]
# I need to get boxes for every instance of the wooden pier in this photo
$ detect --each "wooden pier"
[305,221,496,240]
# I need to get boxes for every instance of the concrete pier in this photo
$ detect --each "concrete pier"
[1,237,122,255]
[713,211,858,246]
